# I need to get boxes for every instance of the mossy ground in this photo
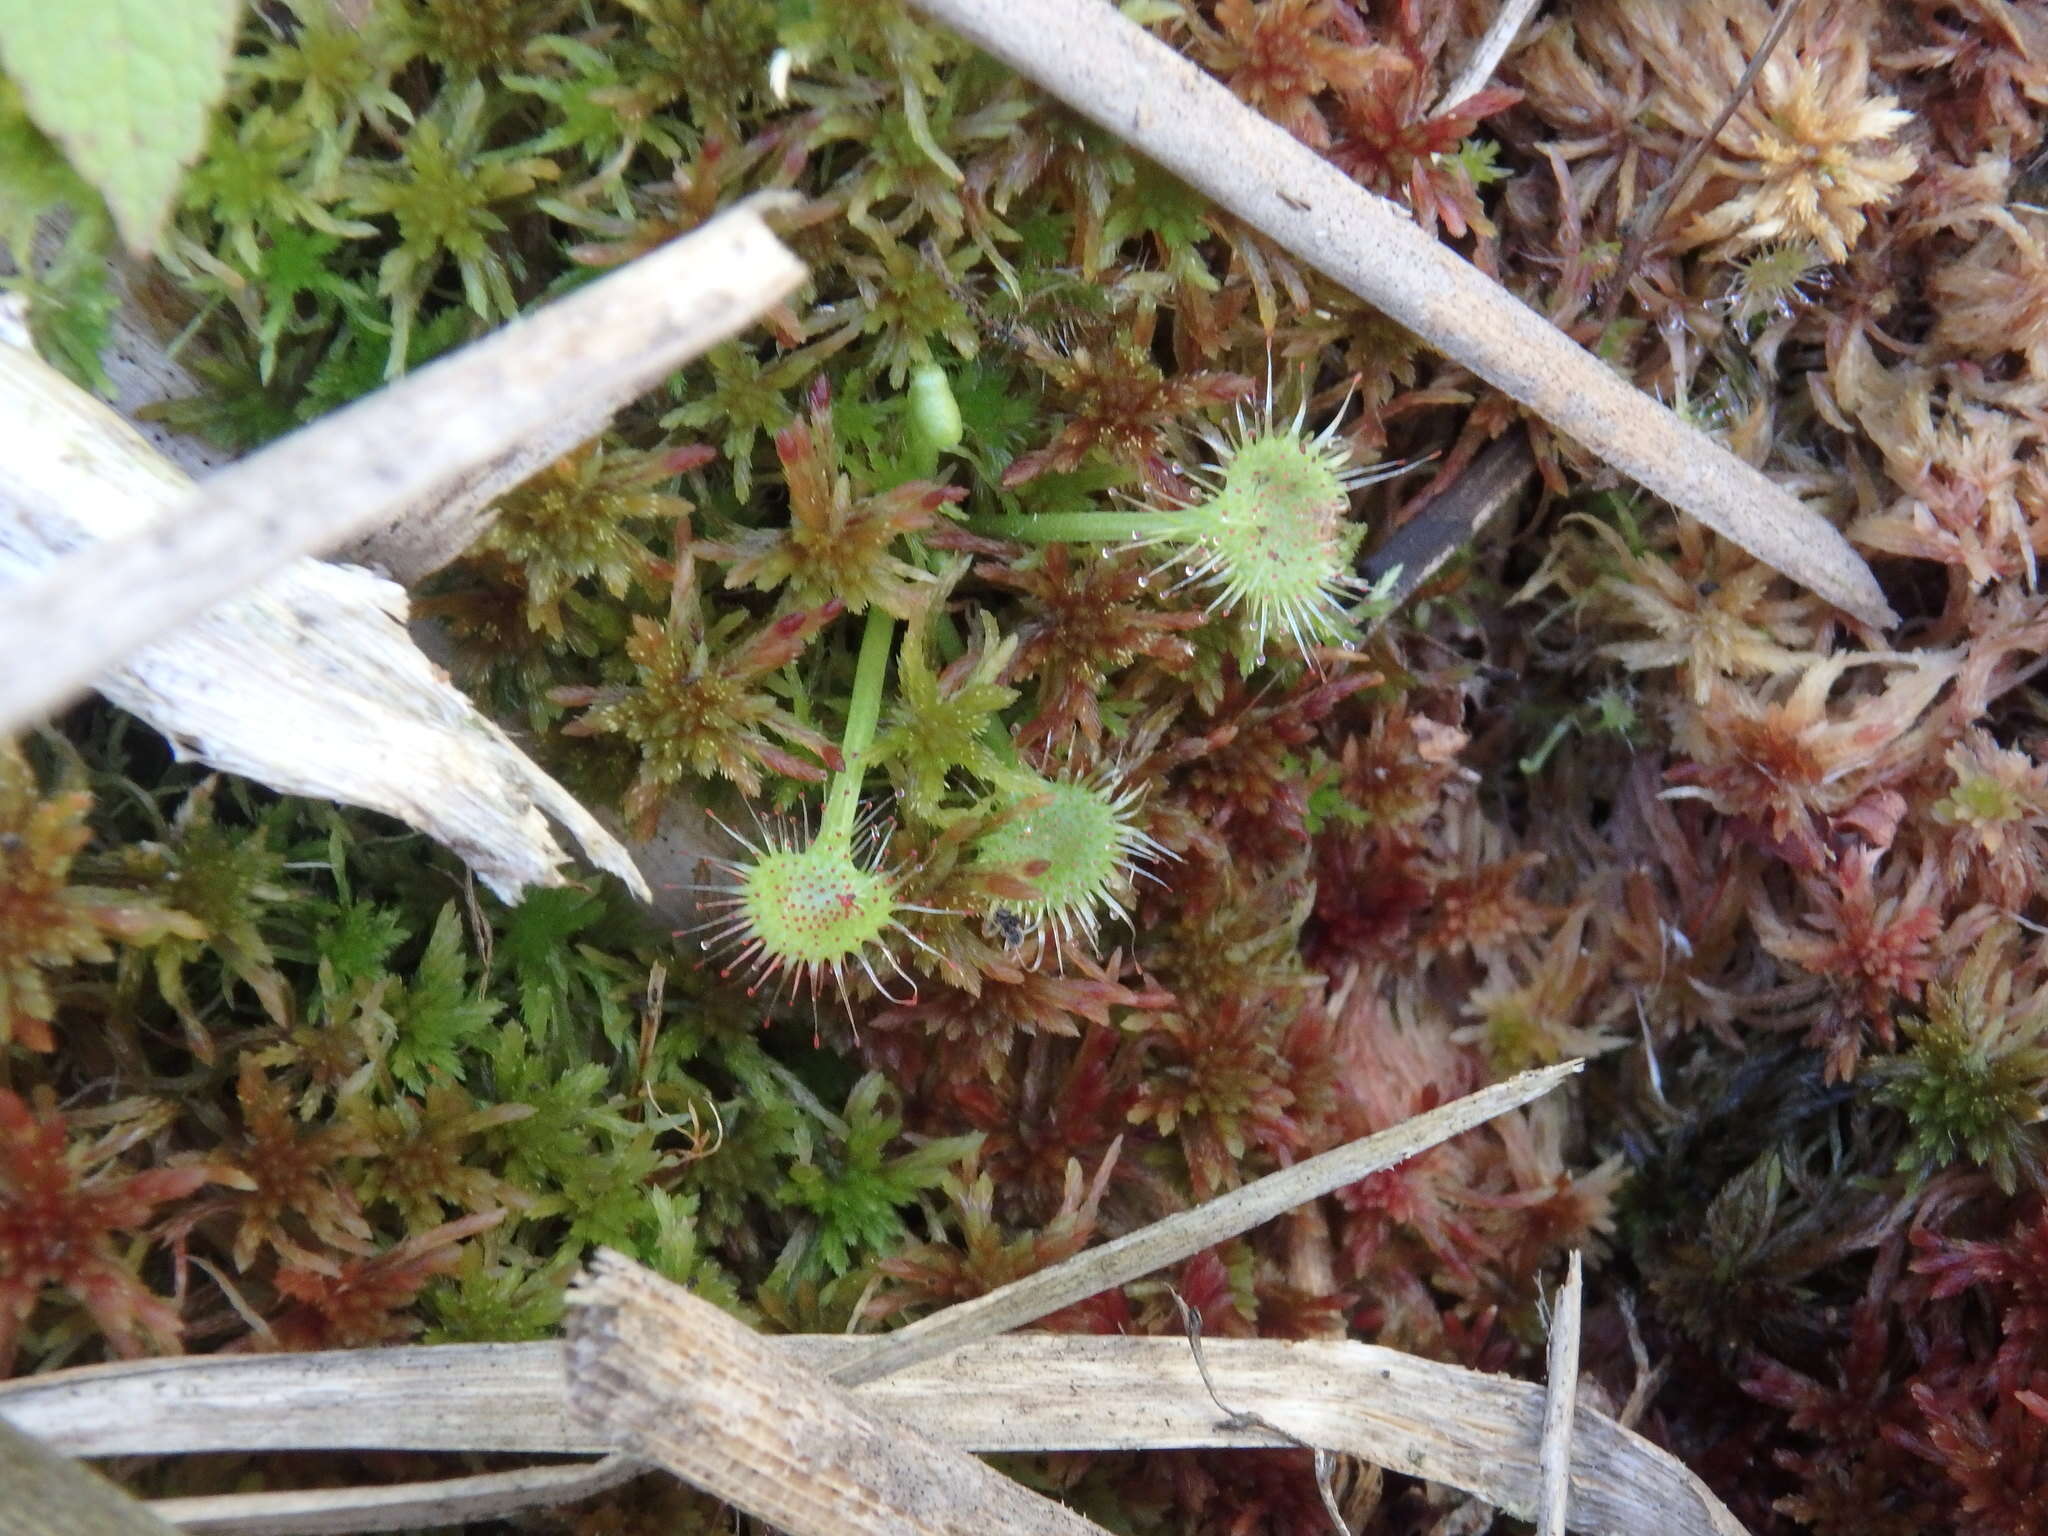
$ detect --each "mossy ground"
[6,2,2048,1532]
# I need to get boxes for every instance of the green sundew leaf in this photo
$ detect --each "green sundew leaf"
[388,901,501,1090]
[0,0,243,253]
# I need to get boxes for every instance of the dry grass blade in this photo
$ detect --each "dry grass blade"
[1435,0,1545,113]
[566,1252,1117,1536]
[145,1457,639,1536]
[832,1060,1582,1386]
[1,1332,1751,1536]
[0,1344,601,1457]
[0,1419,182,1536]
[0,196,806,733]
[906,0,1894,628]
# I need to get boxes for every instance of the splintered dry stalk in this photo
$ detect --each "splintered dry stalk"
[0,342,649,905]
[0,197,808,733]
[908,0,1894,628]
[1537,1251,1585,1536]
[0,1418,182,1536]
[567,1253,1118,1536]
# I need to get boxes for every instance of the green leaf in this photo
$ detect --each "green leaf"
[0,0,244,253]
[316,898,409,999]
[423,1243,573,1344]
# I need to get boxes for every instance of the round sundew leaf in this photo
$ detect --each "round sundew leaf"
[1189,423,1365,657]
[979,779,1124,910]
[739,840,897,970]
[974,770,1163,947]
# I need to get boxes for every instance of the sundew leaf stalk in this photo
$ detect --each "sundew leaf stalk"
[977,385,1402,665]
[693,608,938,1014]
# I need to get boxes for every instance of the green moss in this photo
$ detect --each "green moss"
[1874,935,2048,1195]
[24,16,2008,1528]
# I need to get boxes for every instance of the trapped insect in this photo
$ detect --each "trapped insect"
[986,906,1029,948]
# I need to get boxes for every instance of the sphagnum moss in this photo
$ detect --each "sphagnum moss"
[25,3,2048,1529]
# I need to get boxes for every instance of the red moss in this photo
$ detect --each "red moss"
[1128,995,1305,1199]
[1330,81,1518,240]
[267,1211,504,1351]
[208,1057,376,1272]
[1751,846,1945,1081]
[979,543,1204,750]
[697,376,964,618]
[0,1091,215,1372]
[998,320,1252,490]
[1179,0,1409,150]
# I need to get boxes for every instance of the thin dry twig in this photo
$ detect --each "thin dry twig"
[1599,0,1809,326]
[0,196,806,733]
[1537,1251,1585,1536]
[907,0,1892,627]
[1617,1293,1667,1432]
[1169,1291,1350,1536]
[1435,0,1544,114]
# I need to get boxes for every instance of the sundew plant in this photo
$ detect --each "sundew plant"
[7,2,2048,1533]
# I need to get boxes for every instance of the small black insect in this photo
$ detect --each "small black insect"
[987,907,1030,948]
